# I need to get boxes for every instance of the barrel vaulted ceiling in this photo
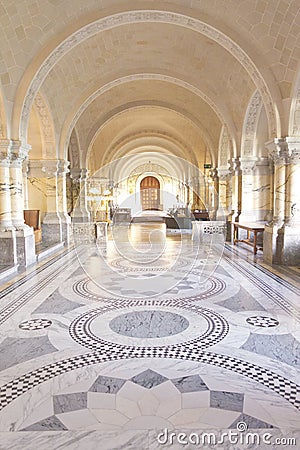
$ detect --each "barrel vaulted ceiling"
[0,0,299,169]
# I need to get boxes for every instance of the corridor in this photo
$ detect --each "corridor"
[0,223,299,448]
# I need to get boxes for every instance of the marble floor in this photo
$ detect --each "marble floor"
[0,223,299,449]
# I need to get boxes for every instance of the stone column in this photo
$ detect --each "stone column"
[22,159,29,210]
[217,167,233,240]
[70,168,91,223]
[264,138,300,264]
[209,168,219,220]
[231,158,242,224]
[42,160,62,245]
[239,157,257,222]
[280,138,300,264]
[9,140,36,267]
[57,160,71,244]
[252,158,273,222]
[0,139,17,266]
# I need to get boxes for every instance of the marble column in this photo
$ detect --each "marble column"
[217,167,233,240]
[263,138,300,265]
[57,160,71,244]
[252,158,273,222]
[230,158,242,224]
[9,140,36,267]
[22,159,29,210]
[70,168,91,223]
[238,157,257,223]
[280,138,300,264]
[209,168,219,220]
[42,160,62,245]
[0,139,17,266]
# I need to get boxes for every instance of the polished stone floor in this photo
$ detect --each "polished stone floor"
[0,223,299,449]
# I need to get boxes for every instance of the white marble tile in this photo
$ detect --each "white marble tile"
[57,409,99,429]
[87,392,116,410]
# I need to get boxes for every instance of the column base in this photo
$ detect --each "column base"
[59,213,71,244]
[42,213,62,244]
[0,229,17,266]
[71,208,91,223]
[263,224,300,265]
[15,227,36,267]
[72,223,96,244]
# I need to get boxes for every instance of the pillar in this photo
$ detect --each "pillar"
[238,157,257,222]
[70,168,91,223]
[252,158,273,222]
[10,140,36,267]
[57,160,71,244]
[264,138,300,265]
[231,158,242,224]
[0,139,17,266]
[217,167,233,240]
[42,160,62,245]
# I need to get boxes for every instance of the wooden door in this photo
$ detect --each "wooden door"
[140,176,160,210]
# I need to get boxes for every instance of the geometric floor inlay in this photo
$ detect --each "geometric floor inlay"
[18,318,52,330]
[109,310,189,338]
[246,316,279,327]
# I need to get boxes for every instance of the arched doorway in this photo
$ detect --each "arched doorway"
[140,176,160,210]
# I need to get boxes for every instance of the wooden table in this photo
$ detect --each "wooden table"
[232,222,265,255]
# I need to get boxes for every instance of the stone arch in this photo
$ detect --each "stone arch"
[60,73,235,160]
[13,10,279,145]
[0,84,8,139]
[241,90,263,158]
[289,69,300,136]
[218,125,233,168]
[84,104,216,170]
[33,92,56,158]
[68,128,81,168]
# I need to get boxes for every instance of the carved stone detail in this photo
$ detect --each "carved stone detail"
[33,93,56,157]
[242,90,263,157]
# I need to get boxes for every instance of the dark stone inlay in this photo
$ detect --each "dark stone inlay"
[172,374,209,393]
[19,318,52,330]
[33,289,83,314]
[246,316,279,327]
[21,415,68,431]
[0,336,58,371]
[241,333,300,366]
[109,310,189,338]
[230,413,274,429]
[210,391,244,412]
[53,392,87,414]
[130,369,168,389]
[89,375,125,394]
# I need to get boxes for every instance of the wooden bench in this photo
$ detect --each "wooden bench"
[232,222,265,255]
[24,210,42,243]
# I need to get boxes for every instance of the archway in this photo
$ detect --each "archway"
[140,176,160,210]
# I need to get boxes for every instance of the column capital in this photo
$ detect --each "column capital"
[42,159,60,176]
[70,168,89,181]
[231,157,241,174]
[57,159,70,175]
[267,137,300,165]
[239,157,257,174]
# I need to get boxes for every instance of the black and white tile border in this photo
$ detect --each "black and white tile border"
[68,304,229,351]
[0,347,299,412]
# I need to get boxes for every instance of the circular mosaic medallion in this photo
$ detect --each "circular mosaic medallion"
[19,318,52,330]
[69,305,229,351]
[109,310,189,338]
[72,274,226,302]
[246,316,279,328]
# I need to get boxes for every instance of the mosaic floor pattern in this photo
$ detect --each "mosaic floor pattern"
[0,225,299,449]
